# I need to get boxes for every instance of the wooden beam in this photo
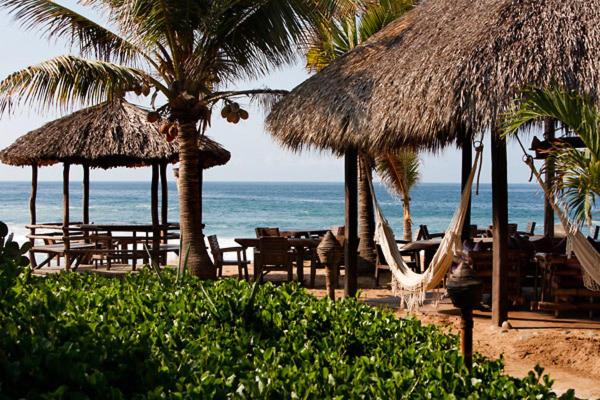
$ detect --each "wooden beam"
[83,164,90,225]
[63,163,71,270]
[151,163,160,268]
[544,119,555,238]
[491,127,509,326]
[461,141,473,241]
[160,163,168,245]
[29,164,38,268]
[344,148,359,297]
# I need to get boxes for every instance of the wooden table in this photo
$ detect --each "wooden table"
[235,237,321,283]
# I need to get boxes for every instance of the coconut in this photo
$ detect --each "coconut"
[226,113,237,123]
[221,105,232,118]
[147,112,160,123]
[239,109,249,120]
[232,114,241,124]
[166,133,176,143]
[134,86,143,96]
[230,102,240,113]
[168,124,179,137]
[142,85,151,96]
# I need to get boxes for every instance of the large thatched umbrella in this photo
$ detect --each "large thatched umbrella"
[0,100,230,268]
[267,0,600,323]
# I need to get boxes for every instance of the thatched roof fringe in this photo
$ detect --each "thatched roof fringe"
[267,0,600,154]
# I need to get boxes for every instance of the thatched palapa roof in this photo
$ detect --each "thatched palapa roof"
[0,100,230,169]
[267,0,600,153]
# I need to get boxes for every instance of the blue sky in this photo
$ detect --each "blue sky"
[0,2,541,183]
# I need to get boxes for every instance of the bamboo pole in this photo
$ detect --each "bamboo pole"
[491,127,509,326]
[544,119,555,238]
[63,163,71,270]
[151,164,160,269]
[160,163,168,245]
[83,164,90,225]
[29,164,38,268]
[344,148,359,298]
[461,139,473,241]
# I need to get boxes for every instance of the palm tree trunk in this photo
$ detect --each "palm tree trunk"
[402,192,412,242]
[357,155,376,273]
[177,121,215,278]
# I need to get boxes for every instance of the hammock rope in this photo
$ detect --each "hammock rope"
[513,135,600,291]
[368,143,484,309]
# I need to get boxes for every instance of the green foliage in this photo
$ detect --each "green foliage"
[503,87,600,226]
[0,268,571,399]
[306,0,414,72]
[0,221,32,296]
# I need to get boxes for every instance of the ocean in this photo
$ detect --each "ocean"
[1,181,550,246]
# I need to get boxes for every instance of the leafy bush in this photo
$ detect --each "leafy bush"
[0,268,573,399]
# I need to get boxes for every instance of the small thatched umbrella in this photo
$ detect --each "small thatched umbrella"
[267,0,600,323]
[0,100,230,268]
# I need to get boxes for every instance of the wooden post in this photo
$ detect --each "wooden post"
[160,163,169,245]
[82,164,90,225]
[461,140,473,241]
[29,164,38,268]
[151,164,160,268]
[491,127,509,326]
[344,148,359,297]
[544,119,555,238]
[63,163,71,270]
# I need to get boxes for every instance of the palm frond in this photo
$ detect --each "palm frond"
[0,0,142,64]
[375,149,420,200]
[0,55,151,114]
[503,86,600,226]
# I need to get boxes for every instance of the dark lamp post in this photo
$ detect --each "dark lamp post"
[447,261,483,372]
[317,231,343,300]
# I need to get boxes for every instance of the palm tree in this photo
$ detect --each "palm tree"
[0,0,344,278]
[376,150,420,241]
[305,0,414,270]
[504,87,600,226]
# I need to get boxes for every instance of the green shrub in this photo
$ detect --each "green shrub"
[0,268,573,399]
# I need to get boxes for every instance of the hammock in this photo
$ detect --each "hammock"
[523,156,600,291]
[369,145,484,309]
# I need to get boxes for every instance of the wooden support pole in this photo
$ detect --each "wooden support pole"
[151,164,160,268]
[491,127,509,326]
[63,163,71,270]
[344,148,359,298]
[83,164,90,225]
[461,141,473,241]
[160,163,169,245]
[29,164,38,268]
[544,119,555,238]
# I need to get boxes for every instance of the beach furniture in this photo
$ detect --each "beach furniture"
[374,240,418,287]
[536,253,600,318]
[517,221,536,236]
[253,237,294,282]
[593,226,599,241]
[415,225,444,240]
[255,227,281,238]
[207,235,249,280]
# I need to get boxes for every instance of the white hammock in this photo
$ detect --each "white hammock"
[524,157,600,291]
[369,146,484,308]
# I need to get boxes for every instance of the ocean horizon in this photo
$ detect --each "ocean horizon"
[1,180,560,247]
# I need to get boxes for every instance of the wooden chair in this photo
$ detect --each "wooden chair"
[255,227,281,238]
[207,235,249,280]
[416,225,444,240]
[253,237,294,282]
[593,225,599,241]
[517,221,536,236]
[467,249,528,306]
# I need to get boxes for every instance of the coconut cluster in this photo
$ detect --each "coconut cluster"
[220,102,249,124]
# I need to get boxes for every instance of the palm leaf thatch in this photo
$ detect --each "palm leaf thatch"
[0,100,230,169]
[266,0,600,154]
